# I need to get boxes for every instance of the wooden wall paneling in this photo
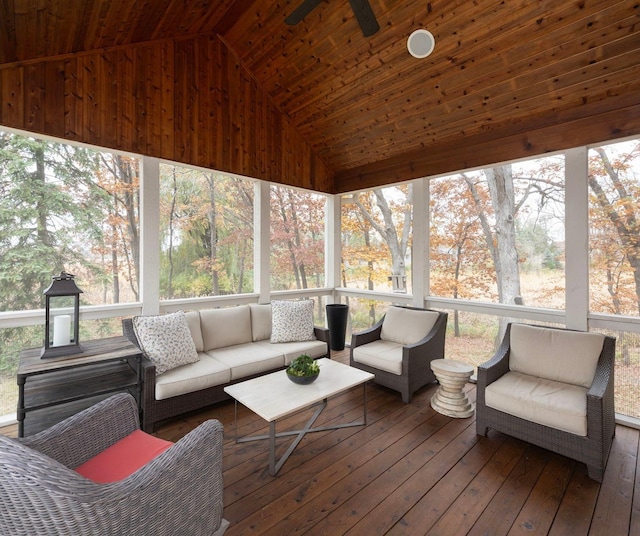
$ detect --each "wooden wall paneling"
[0,65,24,128]
[43,60,65,138]
[173,38,198,164]
[25,62,44,133]
[217,40,231,172]
[0,0,18,64]
[196,35,214,168]
[99,51,118,150]
[226,40,241,173]
[142,44,164,158]
[63,57,82,141]
[116,48,134,151]
[213,37,227,174]
[160,41,175,161]
[133,46,149,155]
[81,55,99,145]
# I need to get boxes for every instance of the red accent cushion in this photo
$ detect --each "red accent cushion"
[75,429,173,483]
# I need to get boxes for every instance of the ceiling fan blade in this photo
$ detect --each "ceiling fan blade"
[285,0,325,25]
[348,0,380,37]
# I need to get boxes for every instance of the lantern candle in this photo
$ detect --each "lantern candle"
[53,315,71,347]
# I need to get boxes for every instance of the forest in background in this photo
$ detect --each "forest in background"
[0,132,638,416]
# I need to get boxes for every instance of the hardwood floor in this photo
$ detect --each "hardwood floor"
[154,349,640,536]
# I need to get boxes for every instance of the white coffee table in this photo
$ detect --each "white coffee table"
[224,358,374,475]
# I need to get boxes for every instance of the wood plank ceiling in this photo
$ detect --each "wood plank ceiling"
[0,0,639,193]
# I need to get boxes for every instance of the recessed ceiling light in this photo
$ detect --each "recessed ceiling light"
[407,29,435,59]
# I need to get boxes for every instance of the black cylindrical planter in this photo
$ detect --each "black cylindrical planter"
[326,303,349,351]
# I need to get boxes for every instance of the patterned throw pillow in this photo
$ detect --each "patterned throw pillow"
[133,311,199,375]
[270,300,316,343]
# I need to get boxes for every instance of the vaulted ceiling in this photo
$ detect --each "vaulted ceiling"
[1,1,639,193]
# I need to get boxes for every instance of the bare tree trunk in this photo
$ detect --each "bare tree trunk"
[464,166,522,341]
[354,186,413,295]
[205,173,220,296]
[589,148,640,316]
[166,168,178,299]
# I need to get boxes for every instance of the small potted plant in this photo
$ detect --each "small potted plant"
[286,354,320,384]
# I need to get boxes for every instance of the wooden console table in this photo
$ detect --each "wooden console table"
[17,336,142,437]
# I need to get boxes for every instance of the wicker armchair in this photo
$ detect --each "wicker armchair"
[476,323,616,482]
[0,393,229,536]
[350,306,448,403]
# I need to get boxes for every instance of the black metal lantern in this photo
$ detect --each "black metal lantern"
[41,272,84,358]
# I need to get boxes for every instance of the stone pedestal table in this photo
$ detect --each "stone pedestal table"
[429,359,475,418]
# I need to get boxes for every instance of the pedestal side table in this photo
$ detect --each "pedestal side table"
[429,358,474,418]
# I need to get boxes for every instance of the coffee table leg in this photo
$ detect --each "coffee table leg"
[269,421,276,475]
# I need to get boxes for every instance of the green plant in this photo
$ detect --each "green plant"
[286,354,319,377]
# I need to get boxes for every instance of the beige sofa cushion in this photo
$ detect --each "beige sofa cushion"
[380,307,439,346]
[250,303,272,341]
[509,324,605,388]
[485,371,588,436]
[185,310,204,352]
[352,339,404,375]
[155,353,230,400]
[200,305,252,351]
[254,339,328,365]
[207,343,285,381]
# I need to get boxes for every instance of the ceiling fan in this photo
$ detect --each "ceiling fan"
[285,0,380,37]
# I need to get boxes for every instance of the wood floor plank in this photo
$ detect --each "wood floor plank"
[276,416,476,536]
[589,425,638,536]
[547,462,600,536]
[384,432,509,535]
[467,444,551,536]
[426,435,529,535]
[506,454,574,535]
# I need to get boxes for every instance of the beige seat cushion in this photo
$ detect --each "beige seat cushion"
[352,339,404,375]
[249,303,272,341]
[207,343,285,381]
[485,371,588,436]
[200,305,253,351]
[509,324,604,388]
[380,307,439,346]
[254,339,327,365]
[155,353,230,400]
[184,310,204,351]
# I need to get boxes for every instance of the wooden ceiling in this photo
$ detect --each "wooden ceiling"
[1,0,639,193]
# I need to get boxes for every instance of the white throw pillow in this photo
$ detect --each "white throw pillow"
[270,300,316,343]
[133,311,199,375]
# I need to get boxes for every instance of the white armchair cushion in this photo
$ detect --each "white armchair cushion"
[485,371,588,436]
[380,307,439,346]
[509,324,605,388]
[352,339,404,375]
[200,305,252,350]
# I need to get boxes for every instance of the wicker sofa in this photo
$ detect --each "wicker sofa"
[124,303,330,432]
[476,323,616,482]
[0,393,228,536]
